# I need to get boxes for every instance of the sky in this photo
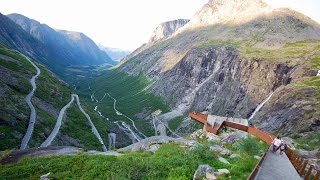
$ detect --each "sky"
[1,0,320,51]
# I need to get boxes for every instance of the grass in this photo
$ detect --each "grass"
[228,135,268,156]
[196,39,320,65]
[60,104,110,151]
[31,107,56,146]
[0,46,111,151]
[76,70,170,138]
[294,130,320,151]
[168,116,184,130]
[0,136,266,180]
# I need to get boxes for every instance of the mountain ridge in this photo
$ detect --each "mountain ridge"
[115,0,320,136]
[7,13,114,67]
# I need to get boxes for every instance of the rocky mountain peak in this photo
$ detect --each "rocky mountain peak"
[185,0,272,28]
[148,19,190,43]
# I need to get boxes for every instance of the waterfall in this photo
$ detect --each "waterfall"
[249,92,274,120]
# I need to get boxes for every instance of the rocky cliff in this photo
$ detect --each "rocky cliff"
[117,0,320,136]
[148,19,190,43]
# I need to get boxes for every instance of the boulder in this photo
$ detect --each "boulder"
[221,131,246,144]
[230,154,240,158]
[216,169,230,175]
[147,144,160,153]
[190,129,205,140]
[206,133,220,142]
[218,156,230,164]
[193,164,216,180]
[40,173,50,180]
[209,145,232,155]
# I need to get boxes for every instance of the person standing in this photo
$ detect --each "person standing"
[272,136,282,153]
[280,139,287,155]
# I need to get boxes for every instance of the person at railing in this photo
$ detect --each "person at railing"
[280,139,288,155]
[272,136,282,153]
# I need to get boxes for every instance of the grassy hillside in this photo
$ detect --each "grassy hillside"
[0,136,267,179]
[76,70,170,139]
[0,47,110,151]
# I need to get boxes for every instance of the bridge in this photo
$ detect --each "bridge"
[189,112,320,180]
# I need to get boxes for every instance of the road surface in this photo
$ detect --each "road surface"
[107,93,146,138]
[20,55,41,150]
[74,94,107,152]
[40,95,75,147]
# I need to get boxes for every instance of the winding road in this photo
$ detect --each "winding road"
[40,94,107,152]
[154,115,181,138]
[107,93,147,138]
[74,95,107,152]
[20,55,41,150]
[114,121,141,142]
[40,95,75,147]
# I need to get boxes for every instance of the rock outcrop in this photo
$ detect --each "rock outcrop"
[118,0,320,136]
[182,0,271,30]
[148,19,190,43]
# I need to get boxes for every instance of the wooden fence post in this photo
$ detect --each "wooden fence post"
[296,157,303,170]
[305,165,314,180]
[299,160,308,176]
[293,156,299,169]
[314,169,320,180]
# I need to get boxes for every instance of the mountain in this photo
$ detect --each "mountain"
[0,45,111,151]
[0,13,48,63]
[114,0,320,136]
[7,13,114,65]
[98,45,131,61]
[148,19,190,43]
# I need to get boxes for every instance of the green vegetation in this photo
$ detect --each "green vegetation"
[31,107,56,146]
[197,39,320,65]
[76,70,170,137]
[0,46,110,151]
[0,136,266,179]
[35,65,71,108]
[60,105,109,151]
[168,116,184,130]
[228,135,268,156]
[294,130,320,151]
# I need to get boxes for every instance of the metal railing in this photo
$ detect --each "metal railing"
[189,112,320,180]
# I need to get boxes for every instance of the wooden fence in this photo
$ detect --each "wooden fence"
[189,112,320,180]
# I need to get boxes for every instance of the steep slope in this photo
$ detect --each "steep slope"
[0,46,111,151]
[118,19,190,65]
[148,19,190,43]
[0,13,48,63]
[7,13,114,66]
[115,0,320,136]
